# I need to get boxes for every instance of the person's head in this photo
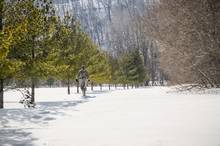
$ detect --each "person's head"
[81,65,85,70]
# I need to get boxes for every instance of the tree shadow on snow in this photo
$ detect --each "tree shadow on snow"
[0,128,37,146]
[0,98,93,145]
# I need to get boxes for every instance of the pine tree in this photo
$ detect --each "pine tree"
[119,49,147,86]
[0,0,23,108]
[107,54,120,85]
[87,51,111,84]
[127,49,147,85]
[53,16,90,94]
[6,0,56,103]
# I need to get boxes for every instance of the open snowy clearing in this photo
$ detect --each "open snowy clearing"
[1,87,220,146]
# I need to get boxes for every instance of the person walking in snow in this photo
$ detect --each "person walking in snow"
[76,65,89,96]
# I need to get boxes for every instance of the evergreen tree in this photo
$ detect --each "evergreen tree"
[127,49,147,85]
[119,49,147,86]
[87,50,111,84]
[53,16,92,94]
[107,54,120,85]
[0,0,23,108]
[6,0,56,103]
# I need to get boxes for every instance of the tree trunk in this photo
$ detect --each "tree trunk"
[77,81,79,93]
[31,34,36,104]
[115,84,117,89]
[67,78,70,95]
[91,81,94,91]
[100,84,102,91]
[160,78,164,86]
[31,78,35,104]
[0,79,4,109]
[127,84,129,89]
[109,84,111,90]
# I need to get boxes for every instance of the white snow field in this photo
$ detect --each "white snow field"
[1,86,220,146]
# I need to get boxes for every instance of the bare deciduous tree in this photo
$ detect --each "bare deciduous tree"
[143,0,220,87]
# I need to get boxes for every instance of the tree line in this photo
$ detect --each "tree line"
[53,0,166,85]
[0,0,148,108]
[59,0,219,88]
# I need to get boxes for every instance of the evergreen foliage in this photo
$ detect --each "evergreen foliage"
[119,49,147,85]
[0,0,148,108]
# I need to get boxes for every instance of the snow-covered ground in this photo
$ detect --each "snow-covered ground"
[1,86,220,146]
